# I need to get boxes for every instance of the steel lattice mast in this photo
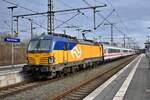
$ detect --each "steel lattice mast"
[48,0,54,34]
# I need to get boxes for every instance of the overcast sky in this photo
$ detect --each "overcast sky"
[0,0,149,48]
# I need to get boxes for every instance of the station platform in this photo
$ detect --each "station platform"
[0,64,26,88]
[84,54,150,100]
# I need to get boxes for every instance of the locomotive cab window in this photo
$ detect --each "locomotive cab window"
[28,39,52,52]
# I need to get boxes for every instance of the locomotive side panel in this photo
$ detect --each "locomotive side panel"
[51,43,103,65]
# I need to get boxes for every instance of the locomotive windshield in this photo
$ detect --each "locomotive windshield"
[28,39,52,52]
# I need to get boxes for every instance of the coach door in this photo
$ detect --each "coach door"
[63,42,68,63]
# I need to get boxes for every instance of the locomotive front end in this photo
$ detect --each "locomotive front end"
[27,39,53,66]
[24,37,55,77]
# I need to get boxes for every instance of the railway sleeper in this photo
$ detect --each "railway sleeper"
[68,93,84,97]
[63,95,83,100]
[7,88,18,92]
[72,91,89,95]
[75,89,91,93]
[0,90,9,93]
[0,92,5,95]
[79,84,99,91]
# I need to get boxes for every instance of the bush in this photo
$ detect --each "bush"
[0,43,27,66]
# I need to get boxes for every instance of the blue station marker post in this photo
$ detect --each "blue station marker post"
[4,38,20,43]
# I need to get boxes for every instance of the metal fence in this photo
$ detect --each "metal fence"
[0,43,27,66]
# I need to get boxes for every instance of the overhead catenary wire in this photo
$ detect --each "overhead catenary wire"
[104,0,131,34]
[3,0,76,33]
[21,17,47,30]
[55,12,81,29]
[55,2,93,40]
[55,0,83,29]
[81,0,129,44]
[55,0,90,30]
[54,0,106,32]
[93,0,106,5]
[56,0,73,9]
[82,0,111,30]
[55,18,82,28]
[4,0,88,31]
[56,0,93,27]
[7,0,105,32]
[2,0,39,13]
[82,0,125,35]
[95,9,115,30]
[2,0,50,33]
[56,0,91,20]
[25,0,46,6]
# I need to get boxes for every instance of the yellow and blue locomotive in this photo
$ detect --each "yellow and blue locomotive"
[25,34,104,78]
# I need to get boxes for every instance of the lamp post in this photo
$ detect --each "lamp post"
[7,6,17,67]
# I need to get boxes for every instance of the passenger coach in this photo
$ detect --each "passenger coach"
[103,44,135,60]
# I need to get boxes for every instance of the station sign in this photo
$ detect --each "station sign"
[4,38,20,43]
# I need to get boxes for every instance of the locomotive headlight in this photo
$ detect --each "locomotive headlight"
[48,57,53,64]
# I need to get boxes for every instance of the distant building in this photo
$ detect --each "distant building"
[145,41,150,53]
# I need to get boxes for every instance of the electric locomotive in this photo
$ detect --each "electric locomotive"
[24,34,104,78]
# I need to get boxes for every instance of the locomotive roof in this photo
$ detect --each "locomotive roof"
[31,34,69,41]
[31,34,100,46]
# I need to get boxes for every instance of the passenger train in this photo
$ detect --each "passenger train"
[24,34,135,78]
[103,45,134,60]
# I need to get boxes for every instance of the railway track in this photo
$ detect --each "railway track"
[0,77,62,99]
[0,55,137,99]
[50,56,136,100]
[0,81,34,98]
[0,65,97,98]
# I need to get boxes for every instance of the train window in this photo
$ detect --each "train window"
[116,49,120,52]
[108,49,112,53]
[108,49,120,53]
[40,40,51,51]
[28,40,39,51]
[123,50,128,52]
[104,49,106,54]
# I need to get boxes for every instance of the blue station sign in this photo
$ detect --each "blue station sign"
[4,38,20,43]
